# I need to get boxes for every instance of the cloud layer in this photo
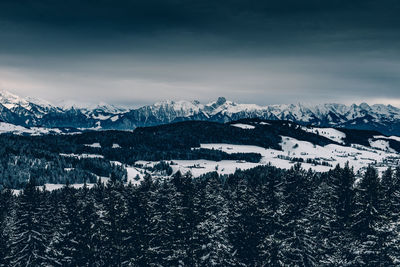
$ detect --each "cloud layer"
[0,0,399,106]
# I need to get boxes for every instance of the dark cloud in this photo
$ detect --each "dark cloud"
[0,0,399,105]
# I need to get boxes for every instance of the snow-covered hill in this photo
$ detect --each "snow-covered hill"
[1,90,400,135]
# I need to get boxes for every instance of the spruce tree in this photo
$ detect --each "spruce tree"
[195,176,236,266]
[351,166,393,266]
[7,178,52,266]
[257,171,284,266]
[278,164,315,266]
[0,189,13,267]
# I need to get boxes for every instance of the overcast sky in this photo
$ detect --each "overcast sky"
[0,0,399,107]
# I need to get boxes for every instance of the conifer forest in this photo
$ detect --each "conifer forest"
[1,163,400,266]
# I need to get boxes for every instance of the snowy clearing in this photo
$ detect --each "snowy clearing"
[84,142,101,148]
[369,139,395,153]
[301,126,346,144]
[374,135,400,142]
[136,160,260,177]
[60,153,104,159]
[231,123,255,129]
[0,122,62,135]
[200,136,400,173]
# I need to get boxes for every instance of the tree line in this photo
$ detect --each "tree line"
[1,163,400,266]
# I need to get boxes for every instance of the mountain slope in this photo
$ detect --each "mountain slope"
[1,90,400,135]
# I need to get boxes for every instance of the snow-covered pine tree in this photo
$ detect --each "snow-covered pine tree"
[132,173,154,266]
[91,178,108,266]
[380,167,400,264]
[171,171,196,266]
[351,165,393,266]
[325,164,357,265]
[48,183,81,266]
[120,183,146,265]
[146,180,186,266]
[257,170,284,266]
[277,164,316,266]
[195,176,237,266]
[303,180,337,265]
[228,179,262,266]
[0,189,14,267]
[6,178,52,266]
[101,178,129,266]
[74,183,99,266]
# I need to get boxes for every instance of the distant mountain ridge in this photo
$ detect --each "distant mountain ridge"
[0,90,400,135]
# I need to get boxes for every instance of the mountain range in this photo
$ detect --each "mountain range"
[0,90,400,135]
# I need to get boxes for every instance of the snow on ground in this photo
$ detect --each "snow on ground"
[84,142,101,148]
[92,114,111,120]
[39,183,96,191]
[369,139,395,152]
[11,189,22,195]
[136,160,260,177]
[301,126,346,144]
[60,153,104,159]
[112,143,121,148]
[231,123,255,129]
[374,135,400,142]
[126,166,145,185]
[0,122,62,135]
[200,136,400,172]
[47,135,400,191]
[111,161,146,185]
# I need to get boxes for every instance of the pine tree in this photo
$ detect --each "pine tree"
[171,171,196,266]
[380,167,400,264]
[257,171,284,266]
[49,183,81,266]
[194,176,236,266]
[101,179,129,266]
[351,166,393,266]
[120,184,145,265]
[303,181,337,265]
[132,173,154,266]
[0,189,13,267]
[326,164,357,265]
[75,184,99,266]
[91,178,108,265]
[229,179,262,265]
[146,181,186,266]
[7,178,52,266]
[278,164,315,266]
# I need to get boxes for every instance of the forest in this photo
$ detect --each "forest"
[2,119,396,189]
[1,163,399,266]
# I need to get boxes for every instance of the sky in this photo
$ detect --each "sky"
[0,0,399,107]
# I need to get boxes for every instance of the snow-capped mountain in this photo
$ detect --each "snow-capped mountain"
[1,90,400,135]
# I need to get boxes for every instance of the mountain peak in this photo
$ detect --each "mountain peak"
[359,102,371,110]
[0,89,28,107]
[216,97,227,105]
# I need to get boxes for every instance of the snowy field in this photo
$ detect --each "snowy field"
[136,159,260,178]
[374,135,400,142]
[35,135,400,192]
[200,136,400,173]
[134,135,400,179]
[231,123,256,129]
[301,126,346,144]
[0,122,62,135]
[60,153,104,159]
